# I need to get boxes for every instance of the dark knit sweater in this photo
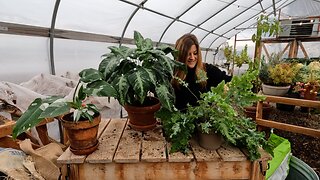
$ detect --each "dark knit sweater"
[174,63,232,111]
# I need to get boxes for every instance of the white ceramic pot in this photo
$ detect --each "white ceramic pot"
[262,83,290,96]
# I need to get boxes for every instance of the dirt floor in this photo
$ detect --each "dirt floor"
[267,104,320,177]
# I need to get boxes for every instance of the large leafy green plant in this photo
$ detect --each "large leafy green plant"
[12,81,101,139]
[259,53,301,86]
[79,31,184,111]
[161,70,268,161]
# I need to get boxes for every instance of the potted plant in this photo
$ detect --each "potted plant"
[293,61,320,100]
[161,70,268,161]
[239,57,272,119]
[79,31,184,131]
[222,44,250,75]
[293,61,320,112]
[12,81,105,155]
[259,53,300,96]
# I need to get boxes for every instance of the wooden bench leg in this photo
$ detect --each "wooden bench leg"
[36,124,51,145]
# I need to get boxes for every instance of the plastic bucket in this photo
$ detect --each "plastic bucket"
[286,156,319,180]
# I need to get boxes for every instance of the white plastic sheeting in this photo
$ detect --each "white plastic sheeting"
[1,0,320,83]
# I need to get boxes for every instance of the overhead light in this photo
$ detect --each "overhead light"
[299,22,302,25]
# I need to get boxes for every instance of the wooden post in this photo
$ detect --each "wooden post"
[288,39,298,58]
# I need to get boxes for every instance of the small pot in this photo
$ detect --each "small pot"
[244,103,272,120]
[196,126,224,150]
[61,112,101,155]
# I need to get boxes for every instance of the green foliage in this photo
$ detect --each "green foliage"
[223,45,233,63]
[259,53,301,86]
[235,45,251,68]
[251,14,282,43]
[162,70,268,161]
[12,81,99,139]
[293,61,320,94]
[80,31,184,112]
[222,44,250,69]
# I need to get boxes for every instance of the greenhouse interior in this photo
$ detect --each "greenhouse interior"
[0,0,319,179]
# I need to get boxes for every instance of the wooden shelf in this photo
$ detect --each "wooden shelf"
[256,95,320,138]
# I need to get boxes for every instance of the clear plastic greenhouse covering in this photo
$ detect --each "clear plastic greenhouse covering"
[1,0,320,83]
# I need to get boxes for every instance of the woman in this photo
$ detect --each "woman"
[172,33,232,111]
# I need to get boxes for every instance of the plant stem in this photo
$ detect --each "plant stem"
[73,81,81,103]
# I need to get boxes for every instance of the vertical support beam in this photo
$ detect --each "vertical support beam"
[254,40,262,63]
[231,34,237,76]
[288,39,298,58]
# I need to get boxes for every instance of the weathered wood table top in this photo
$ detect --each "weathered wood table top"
[57,118,271,180]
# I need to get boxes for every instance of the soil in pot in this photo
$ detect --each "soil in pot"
[124,96,161,132]
[244,102,272,120]
[61,113,101,155]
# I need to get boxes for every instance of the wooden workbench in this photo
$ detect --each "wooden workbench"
[57,118,271,180]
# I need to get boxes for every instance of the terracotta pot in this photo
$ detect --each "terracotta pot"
[300,85,319,112]
[303,85,319,100]
[262,83,290,96]
[244,103,272,120]
[61,113,101,155]
[124,96,161,132]
[196,126,224,150]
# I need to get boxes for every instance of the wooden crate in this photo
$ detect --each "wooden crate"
[256,95,320,138]
[58,118,271,180]
[0,114,54,149]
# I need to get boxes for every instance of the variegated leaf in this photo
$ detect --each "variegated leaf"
[134,31,144,49]
[39,99,70,118]
[85,80,117,97]
[128,67,153,104]
[112,75,130,105]
[155,84,174,111]
[99,54,121,80]
[12,98,44,139]
[79,68,103,83]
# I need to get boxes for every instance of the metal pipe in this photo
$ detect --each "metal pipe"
[49,0,61,75]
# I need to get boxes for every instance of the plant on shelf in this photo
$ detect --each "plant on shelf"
[222,44,250,75]
[12,80,108,155]
[79,31,185,131]
[293,61,320,100]
[160,70,268,161]
[258,53,301,96]
[223,44,233,65]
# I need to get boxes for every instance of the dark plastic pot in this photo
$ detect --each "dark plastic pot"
[276,93,300,112]
[196,126,224,150]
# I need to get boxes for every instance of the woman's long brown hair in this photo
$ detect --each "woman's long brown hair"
[172,33,207,89]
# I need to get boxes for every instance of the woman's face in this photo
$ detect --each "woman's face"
[186,45,198,69]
